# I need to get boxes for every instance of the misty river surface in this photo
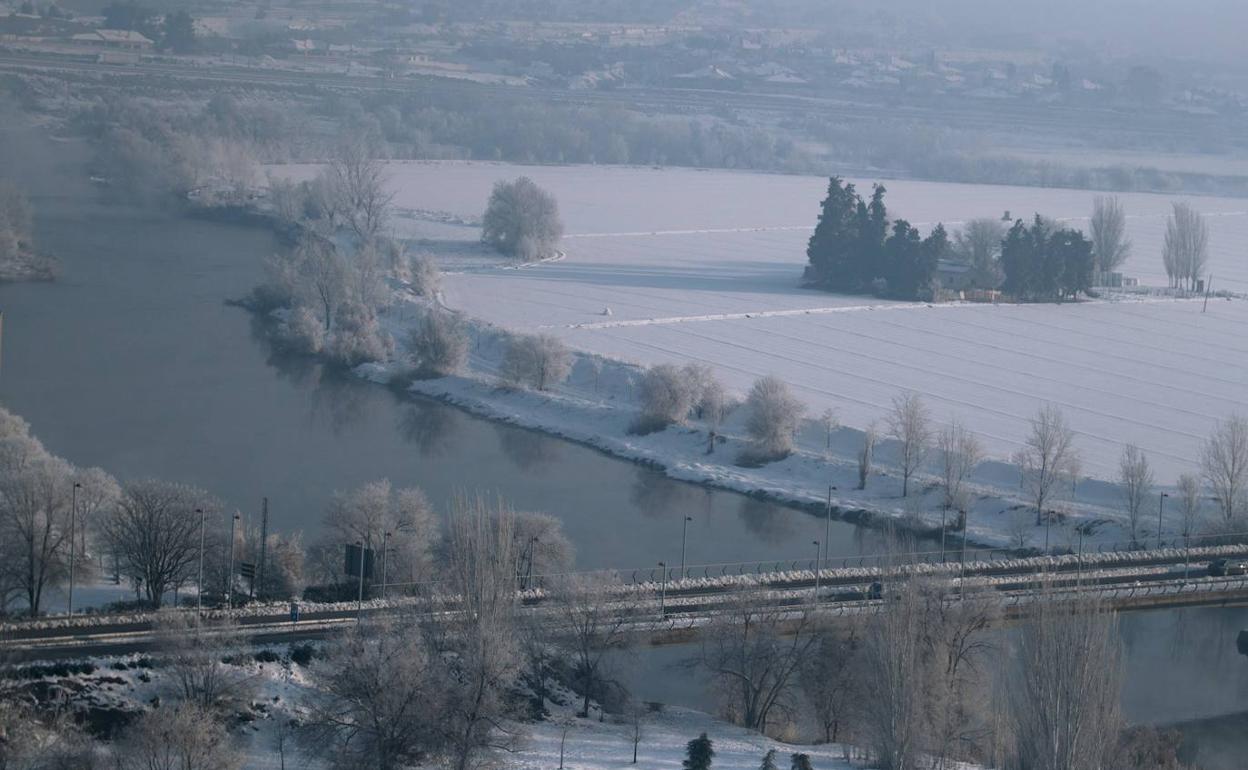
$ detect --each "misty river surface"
[6,127,1248,766]
[0,128,892,575]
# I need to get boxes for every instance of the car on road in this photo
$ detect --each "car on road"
[1208,559,1248,577]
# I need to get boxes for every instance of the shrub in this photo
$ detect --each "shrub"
[743,376,804,462]
[408,311,468,377]
[325,303,393,367]
[500,334,571,391]
[409,254,442,297]
[634,363,696,433]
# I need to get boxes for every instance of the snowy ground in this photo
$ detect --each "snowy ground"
[265,161,1248,547]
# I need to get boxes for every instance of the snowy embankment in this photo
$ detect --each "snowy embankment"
[261,160,1248,550]
[354,288,1191,552]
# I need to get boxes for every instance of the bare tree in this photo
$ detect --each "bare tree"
[439,493,523,770]
[1162,202,1209,291]
[801,621,863,744]
[408,310,469,377]
[858,425,878,490]
[626,700,646,764]
[99,480,216,607]
[1118,444,1154,545]
[327,139,394,241]
[500,334,572,391]
[157,615,257,713]
[1014,404,1079,526]
[859,578,926,770]
[888,392,932,498]
[1090,196,1131,274]
[1006,598,1124,770]
[114,704,242,770]
[696,591,816,733]
[1202,414,1248,524]
[551,572,639,717]
[636,363,697,432]
[954,218,1006,289]
[0,453,73,616]
[1176,473,1202,538]
[743,376,804,461]
[481,177,564,262]
[938,420,983,521]
[322,479,438,589]
[302,619,445,770]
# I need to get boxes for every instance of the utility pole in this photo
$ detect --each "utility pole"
[1203,275,1213,313]
[657,562,667,619]
[355,540,365,622]
[196,507,205,614]
[680,516,692,577]
[812,540,821,607]
[257,497,268,602]
[227,511,239,607]
[380,531,390,599]
[824,484,833,563]
[68,482,80,616]
[1158,492,1169,550]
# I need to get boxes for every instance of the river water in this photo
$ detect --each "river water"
[5,125,1248,766]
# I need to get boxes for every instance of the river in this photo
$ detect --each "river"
[5,124,1248,767]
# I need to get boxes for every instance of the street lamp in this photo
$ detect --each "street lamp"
[195,507,205,614]
[824,484,833,564]
[227,512,240,608]
[380,531,390,600]
[68,482,80,616]
[680,516,692,577]
[1157,492,1170,550]
[355,539,365,622]
[812,540,821,607]
[657,561,667,619]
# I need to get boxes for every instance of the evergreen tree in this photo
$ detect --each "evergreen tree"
[683,733,714,770]
[918,222,949,298]
[1001,218,1037,299]
[162,9,195,52]
[882,219,923,298]
[1052,227,1094,299]
[805,178,860,290]
[790,753,815,770]
[854,183,889,288]
[759,749,779,770]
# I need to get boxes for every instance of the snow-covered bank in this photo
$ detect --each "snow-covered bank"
[346,289,1197,552]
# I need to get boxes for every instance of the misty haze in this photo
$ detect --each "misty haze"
[2,1,1248,768]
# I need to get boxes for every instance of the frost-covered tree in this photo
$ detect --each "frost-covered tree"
[327,138,394,241]
[744,376,804,461]
[98,480,217,607]
[1176,473,1202,538]
[1090,196,1131,274]
[500,334,571,391]
[481,177,564,262]
[1162,202,1209,291]
[513,510,575,579]
[954,217,1005,289]
[888,392,932,498]
[1118,444,1154,545]
[323,301,393,367]
[322,479,438,588]
[858,425,877,491]
[550,572,640,717]
[1201,414,1248,524]
[636,363,698,433]
[0,449,74,616]
[114,704,241,770]
[158,615,256,713]
[409,253,442,297]
[938,419,982,519]
[408,310,468,377]
[1014,404,1079,526]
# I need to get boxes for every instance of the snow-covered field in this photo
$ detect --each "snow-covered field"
[265,161,1248,544]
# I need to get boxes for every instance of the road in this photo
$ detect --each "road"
[6,544,1248,661]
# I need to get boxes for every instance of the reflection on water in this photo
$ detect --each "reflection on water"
[0,126,891,576]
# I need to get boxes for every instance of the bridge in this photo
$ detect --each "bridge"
[5,541,1248,662]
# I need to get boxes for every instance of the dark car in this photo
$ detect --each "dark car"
[1209,559,1248,577]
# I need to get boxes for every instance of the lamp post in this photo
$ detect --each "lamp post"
[824,484,833,563]
[680,516,692,578]
[380,531,390,599]
[1157,492,1169,550]
[68,482,80,616]
[355,540,365,622]
[657,561,667,619]
[812,540,821,607]
[195,507,205,614]
[227,512,239,608]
